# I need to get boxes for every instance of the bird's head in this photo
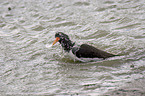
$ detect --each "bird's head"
[52,32,70,45]
[52,32,75,51]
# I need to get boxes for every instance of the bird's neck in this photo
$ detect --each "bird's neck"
[60,40,75,52]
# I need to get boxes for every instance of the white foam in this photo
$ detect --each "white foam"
[45,44,52,48]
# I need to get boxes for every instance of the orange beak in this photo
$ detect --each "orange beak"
[52,37,60,45]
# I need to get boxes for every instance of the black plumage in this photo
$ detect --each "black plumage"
[53,32,116,61]
[73,44,115,59]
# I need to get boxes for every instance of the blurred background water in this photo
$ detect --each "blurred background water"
[0,0,145,96]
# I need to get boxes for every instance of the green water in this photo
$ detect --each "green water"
[0,0,145,95]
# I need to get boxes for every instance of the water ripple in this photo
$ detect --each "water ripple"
[73,1,90,6]
[0,0,145,95]
[115,23,141,29]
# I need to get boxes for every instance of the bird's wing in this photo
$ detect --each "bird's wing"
[72,44,115,59]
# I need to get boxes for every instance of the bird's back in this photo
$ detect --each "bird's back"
[74,44,115,59]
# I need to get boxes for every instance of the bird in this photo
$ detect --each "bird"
[52,32,117,62]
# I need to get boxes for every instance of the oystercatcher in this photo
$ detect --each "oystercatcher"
[52,32,116,62]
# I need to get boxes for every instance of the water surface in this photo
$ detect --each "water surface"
[0,0,145,95]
